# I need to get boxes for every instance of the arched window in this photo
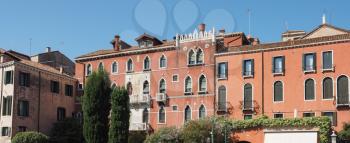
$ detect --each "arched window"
[144,56,150,70]
[199,75,207,92]
[184,106,191,122]
[196,49,204,64]
[143,81,149,94]
[142,108,149,123]
[127,82,132,95]
[158,106,165,123]
[111,83,117,89]
[86,64,92,76]
[159,79,166,93]
[127,59,133,72]
[98,62,104,71]
[218,86,226,111]
[199,105,206,119]
[188,50,196,65]
[185,76,192,93]
[337,76,349,105]
[323,77,333,99]
[305,79,315,100]
[244,84,253,109]
[111,62,118,73]
[273,81,283,102]
[159,55,167,68]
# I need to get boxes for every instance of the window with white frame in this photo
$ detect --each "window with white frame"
[337,76,349,105]
[188,50,196,65]
[159,55,167,68]
[273,113,284,119]
[199,75,207,93]
[323,77,333,99]
[86,64,92,76]
[217,62,227,79]
[98,62,104,71]
[111,62,118,73]
[127,59,133,72]
[196,49,204,64]
[322,51,333,70]
[159,79,166,93]
[143,81,149,94]
[272,56,285,74]
[305,79,315,100]
[303,53,316,71]
[274,81,283,102]
[144,57,150,70]
[243,59,254,76]
[199,105,206,119]
[158,106,165,123]
[185,76,192,93]
[184,106,191,122]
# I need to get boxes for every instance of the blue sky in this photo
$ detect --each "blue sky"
[0,0,349,59]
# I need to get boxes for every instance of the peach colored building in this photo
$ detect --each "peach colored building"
[0,49,77,143]
[75,22,350,142]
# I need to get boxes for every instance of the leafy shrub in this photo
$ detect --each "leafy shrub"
[128,131,147,143]
[49,118,83,143]
[12,131,49,143]
[144,126,180,143]
[339,123,350,142]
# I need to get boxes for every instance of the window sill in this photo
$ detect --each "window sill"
[273,72,284,76]
[184,92,193,95]
[243,75,254,79]
[303,70,316,74]
[198,91,208,95]
[143,69,151,72]
[188,63,204,67]
[217,77,227,80]
[322,68,334,73]
[126,71,134,73]
[157,123,166,125]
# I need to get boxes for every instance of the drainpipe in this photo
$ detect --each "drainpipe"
[37,71,41,131]
[0,64,4,121]
[261,50,265,115]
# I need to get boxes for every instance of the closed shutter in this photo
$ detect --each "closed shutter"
[337,76,349,104]
[242,60,245,76]
[312,53,316,70]
[244,84,253,109]
[282,56,285,72]
[323,52,332,69]
[302,54,305,71]
[274,81,283,102]
[323,78,333,99]
[251,59,254,76]
[225,62,228,78]
[272,57,275,73]
[305,79,315,100]
[218,86,226,110]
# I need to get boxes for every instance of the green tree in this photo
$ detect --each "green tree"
[12,132,49,143]
[144,126,180,143]
[83,70,111,143]
[49,118,83,143]
[108,86,130,143]
[339,123,350,142]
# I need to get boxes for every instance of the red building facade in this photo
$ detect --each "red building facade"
[75,23,350,138]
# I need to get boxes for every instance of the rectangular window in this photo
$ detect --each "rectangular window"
[272,56,285,74]
[18,100,29,117]
[1,127,10,136]
[243,59,254,76]
[5,71,13,85]
[57,108,66,121]
[274,113,284,119]
[322,51,333,70]
[18,126,26,132]
[78,83,83,90]
[244,114,252,120]
[217,62,228,79]
[303,53,316,72]
[303,112,315,117]
[172,105,178,111]
[321,112,337,126]
[2,96,12,116]
[51,81,60,93]
[65,84,73,96]
[172,75,178,82]
[19,72,30,87]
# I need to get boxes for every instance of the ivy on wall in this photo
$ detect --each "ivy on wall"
[216,116,331,143]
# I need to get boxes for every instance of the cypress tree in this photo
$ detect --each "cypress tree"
[83,70,111,143]
[109,86,130,143]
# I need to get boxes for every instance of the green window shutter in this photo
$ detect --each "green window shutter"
[282,56,285,72]
[302,54,305,71]
[313,53,316,70]
[251,59,254,76]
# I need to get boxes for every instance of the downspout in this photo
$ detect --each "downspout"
[261,50,265,115]
[37,71,41,131]
[0,64,4,120]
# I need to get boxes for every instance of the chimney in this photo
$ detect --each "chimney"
[113,35,120,51]
[198,23,205,32]
[46,47,51,53]
[59,66,63,74]
[219,29,225,35]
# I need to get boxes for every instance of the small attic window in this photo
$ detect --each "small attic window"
[139,40,153,48]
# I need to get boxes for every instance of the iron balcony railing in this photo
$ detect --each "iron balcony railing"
[242,100,254,111]
[337,95,349,106]
[129,94,150,105]
[156,93,167,103]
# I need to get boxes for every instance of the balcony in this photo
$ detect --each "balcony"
[129,123,148,131]
[337,95,350,107]
[156,93,167,103]
[130,94,151,105]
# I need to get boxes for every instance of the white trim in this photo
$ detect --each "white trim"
[157,106,166,124]
[217,85,227,111]
[302,52,317,73]
[273,80,284,103]
[85,63,92,76]
[321,77,334,100]
[171,74,179,82]
[159,54,167,69]
[216,61,228,80]
[198,104,207,119]
[196,48,204,64]
[142,108,150,123]
[242,59,254,78]
[158,78,166,93]
[183,105,192,123]
[143,80,150,94]
[321,50,334,71]
[184,75,193,94]
[198,74,207,93]
[302,112,316,117]
[98,61,104,70]
[187,49,196,65]
[336,74,350,106]
[126,58,134,72]
[273,112,284,119]
[111,61,118,74]
[272,56,285,75]
[304,78,316,101]
[143,55,151,70]
[171,104,179,112]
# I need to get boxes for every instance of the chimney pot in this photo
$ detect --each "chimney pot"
[219,29,225,35]
[46,47,51,53]
[113,35,120,51]
[198,23,206,32]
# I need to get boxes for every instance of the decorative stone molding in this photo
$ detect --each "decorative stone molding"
[176,28,216,46]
